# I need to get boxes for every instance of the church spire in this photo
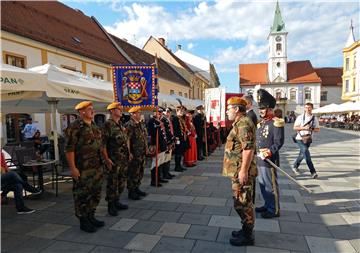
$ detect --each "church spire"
[270,1,286,33]
[345,20,356,47]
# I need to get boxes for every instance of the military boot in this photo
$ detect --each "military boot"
[174,155,184,172]
[163,162,174,179]
[135,187,147,197]
[229,224,254,246]
[80,217,97,233]
[150,169,162,187]
[108,202,118,216]
[128,190,141,200]
[115,200,128,210]
[88,214,105,227]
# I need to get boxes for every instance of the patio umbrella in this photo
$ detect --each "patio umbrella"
[1,64,114,161]
[312,103,340,114]
[333,101,360,113]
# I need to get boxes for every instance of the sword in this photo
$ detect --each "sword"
[262,157,313,194]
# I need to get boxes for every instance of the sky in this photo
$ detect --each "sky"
[61,0,359,92]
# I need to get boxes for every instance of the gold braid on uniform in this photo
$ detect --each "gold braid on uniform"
[273,118,285,128]
[179,117,187,137]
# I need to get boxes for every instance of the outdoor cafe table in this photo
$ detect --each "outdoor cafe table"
[22,159,57,191]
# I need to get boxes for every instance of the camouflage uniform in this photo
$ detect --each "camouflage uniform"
[65,119,104,218]
[103,119,129,202]
[222,116,257,230]
[126,118,148,191]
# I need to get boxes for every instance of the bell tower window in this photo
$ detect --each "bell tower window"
[276,43,282,52]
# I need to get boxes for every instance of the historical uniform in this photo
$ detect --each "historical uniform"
[65,101,104,232]
[172,106,188,172]
[126,106,148,200]
[160,107,175,179]
[103,102,129,216]
[222,97,257,246]
[193,105,206,160]
[256,89,285,218]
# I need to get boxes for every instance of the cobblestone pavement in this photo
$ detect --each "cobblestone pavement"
[2,125,360,253]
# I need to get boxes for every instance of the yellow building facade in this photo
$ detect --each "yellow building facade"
[342,40,360,101]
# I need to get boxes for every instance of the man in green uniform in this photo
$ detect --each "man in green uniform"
[102,102,130,216]
[65,101,105,233]
[222,97,257,246]
[126,106,148,200]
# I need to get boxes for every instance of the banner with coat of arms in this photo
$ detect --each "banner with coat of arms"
[204,87,226,127]
[112,65,158,110]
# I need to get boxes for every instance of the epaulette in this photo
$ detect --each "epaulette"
[273,117,285,127]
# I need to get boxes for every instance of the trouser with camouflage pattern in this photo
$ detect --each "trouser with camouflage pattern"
[106,163,128,202]
[127,157,145,191]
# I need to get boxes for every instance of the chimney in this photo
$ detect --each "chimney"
[158,37,165,46]
[177,44,182,50]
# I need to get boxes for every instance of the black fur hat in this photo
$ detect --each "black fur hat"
[257,89,276,109]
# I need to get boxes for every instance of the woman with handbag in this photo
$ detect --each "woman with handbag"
[292,103,320,179]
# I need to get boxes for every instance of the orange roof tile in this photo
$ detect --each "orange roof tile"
[239,60,322,86]
[1,1,129,65]
[314,67,342,86]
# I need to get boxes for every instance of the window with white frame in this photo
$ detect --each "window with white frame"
[290,89,296,101]
[354,54,357,69]
[346,58,350,71]
[179,91,183,96]
[170,90,174,95]
[320,90,328,101]
[353,78,356,91]
[305,88,312,100]
[275,90,282,99]
[345,80,350,92]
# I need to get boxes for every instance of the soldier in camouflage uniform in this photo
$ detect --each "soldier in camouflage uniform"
[222,97,257,246]
[126,106,148,200]
[102,102,130,216]
[65,101,105,233]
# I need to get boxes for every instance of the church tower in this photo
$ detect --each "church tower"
[268,1,288,82]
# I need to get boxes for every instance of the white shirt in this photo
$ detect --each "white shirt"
[294,113,319,140]
[22,123,38,139]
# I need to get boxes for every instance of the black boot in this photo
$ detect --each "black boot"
[108,202,118,216]
[158,165,168,183]
[80,217,96,233]
[88,214,105,227]
[115,200,129,210]
[229,224,254,246]
[128,190,140,200]
[151,169,162,187]
[174,155,184,172]
[135,187,147,197]
[163,162,174,179]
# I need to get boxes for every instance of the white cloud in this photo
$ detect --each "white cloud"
[104,0,359,77]
[187,43,194,50]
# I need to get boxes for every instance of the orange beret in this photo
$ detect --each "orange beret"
[75,101,93,110]
[227,97,247,107]
[128,106,141,113]
[107,102,122,110]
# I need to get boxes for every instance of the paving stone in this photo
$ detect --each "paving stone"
[156,222,191,237]
[281,189,301,197]
[275,210,301,222]
[130,220,163,234]
[7,236,54,253]
[185,224,219,241]
[202,205,232,216]
[168,195,195,203]
[124,233,161,252]
[246,246,290,253]
[327,225,360,240]
[151,236,195,253]
[281,202,308,212]
[143,194,171,202]
[192,196,227,206]
[305,236,356,253]
[90,246,130,253]
[208,215,241,228]
[254,231,310,252]
[163,183,187,190]
[349,239,360,252]
[132,209,157,220]
[27,223,71,239]
[279,221,332,237]
[110,218,138,231]
[56,226,136,248]
[150,211,182,223]
[255,219,280,233]
[191,240,244,253]
[179,213,211,225]
[341,214,360,227]
[298,213,348,226]
[176,203,205,213]
[216,227,236,243]
[40,241,96,253]
[150,201,180,211]
[1,219,42,235]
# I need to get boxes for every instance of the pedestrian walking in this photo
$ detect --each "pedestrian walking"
[102,102,130,217]
[126,106,148,200]
[255,89,284,219]
[65,101,105,233]
[222,97,257,246]
[292,102,320,178]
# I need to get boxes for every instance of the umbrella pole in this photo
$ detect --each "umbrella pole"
[49,100,59,161]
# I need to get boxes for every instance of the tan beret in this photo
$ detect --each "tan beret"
[75,101,93,110]
[128,106,141,113]
[227,97,247,107]
[107,102,122,110]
